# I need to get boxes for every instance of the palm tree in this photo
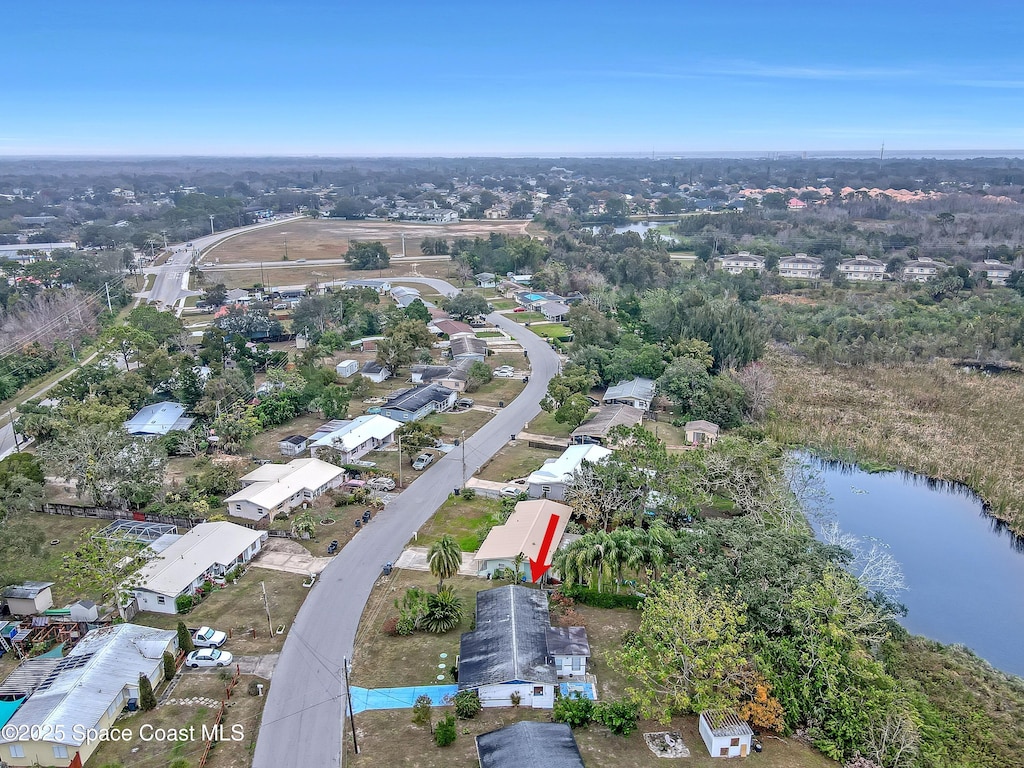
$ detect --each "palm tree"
[427,535,463,592]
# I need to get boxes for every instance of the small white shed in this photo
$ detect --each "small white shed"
[335,359,358,377]
[1,581,55,615]
[700,710,753,758]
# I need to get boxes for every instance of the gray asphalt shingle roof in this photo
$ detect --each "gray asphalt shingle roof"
[458,586,555,689]
[476,722,585,768]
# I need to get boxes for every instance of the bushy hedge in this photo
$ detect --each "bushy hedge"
[559,586,644,609]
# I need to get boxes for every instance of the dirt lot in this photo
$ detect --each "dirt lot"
[205,218,530,266]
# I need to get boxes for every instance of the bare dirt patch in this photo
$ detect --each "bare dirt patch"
[205,219,530,265]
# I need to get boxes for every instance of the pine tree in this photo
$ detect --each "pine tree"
[177,621,195,654]
[163,651,176,681]
[139,674,157,711]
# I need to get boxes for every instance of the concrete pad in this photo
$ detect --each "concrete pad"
[250,538,332,575]
[236,654,279,679]
[394,547,479,577]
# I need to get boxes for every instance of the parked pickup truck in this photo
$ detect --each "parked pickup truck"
[412,452,434,470]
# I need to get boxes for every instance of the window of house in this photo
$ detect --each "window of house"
[157,596,165,604]
[730,737,740,747]
[235,504,242,511]
[720,747,729,756]
[572,656,583,670]
[9,745,25,758]
[53,745,69,759]
[533,686,544,696]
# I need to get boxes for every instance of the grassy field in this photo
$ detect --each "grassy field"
[248,413,326,460]
[525,410,576,439]
[478,442,557,483]
[765,351,1024,535]
[414,493,504,549]
[136,567,310,655]
[7,514,106,604]
[507,311,546,323]
[526,322,571,339]
[205,218,530,265]
[471,375,526,408]
[421,407,494,438]
[87,671,267,768]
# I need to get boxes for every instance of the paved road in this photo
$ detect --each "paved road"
[252,309,560,768]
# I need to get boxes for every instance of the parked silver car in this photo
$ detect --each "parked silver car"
[186,648,233,668]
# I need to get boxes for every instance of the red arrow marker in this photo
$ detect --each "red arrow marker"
[529,513,560,583]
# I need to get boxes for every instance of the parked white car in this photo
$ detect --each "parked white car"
[193,626,227,648]
[412,452,434,470]
[367,477,397,491]
[499,486,523,498]
[185,648,234,668]
[494,369,516,378]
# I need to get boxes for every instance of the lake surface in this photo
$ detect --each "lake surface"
[799,455,1024,677]
[590,221,678,240]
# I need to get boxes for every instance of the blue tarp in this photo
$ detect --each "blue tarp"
[348,685,458,714]
[559,682,596,700]
[0,697,25,729]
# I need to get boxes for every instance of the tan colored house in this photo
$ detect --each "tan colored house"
[0,624,177,768]
[570,404,644,445]
[684,420,720,445]
[474,499,571,577]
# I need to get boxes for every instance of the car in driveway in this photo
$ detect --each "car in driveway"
[499,486,523,498]
[512,307,526,312]
[366,477,397,491]
[412,452,434,470]
[186,648,233,668]
[494,369,516,378]
[455,398,475,409]
[193,626,227,648]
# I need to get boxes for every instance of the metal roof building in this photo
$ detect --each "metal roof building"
[0,624,176,764]
[123,402,194,437]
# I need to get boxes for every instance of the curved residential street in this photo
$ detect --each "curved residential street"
[252,298,560,768]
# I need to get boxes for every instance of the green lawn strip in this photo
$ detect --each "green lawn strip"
[414,494,503,550]
[477,443,555,483]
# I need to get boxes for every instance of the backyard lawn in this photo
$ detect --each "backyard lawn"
[135,567,309,655]
[6,513,106,604]
[248,414,326,460]
[526,322,572,340]
[525,410,575,438]
[477,442,557,483]
[508,311,545,323]
[414,493,503,550]
[88,671,268,768]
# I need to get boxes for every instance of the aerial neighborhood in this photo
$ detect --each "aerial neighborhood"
[0,154,1023,768]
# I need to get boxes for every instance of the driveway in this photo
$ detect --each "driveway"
[250,538,332,575]
[394,547,479,577]
[252,300,560,768]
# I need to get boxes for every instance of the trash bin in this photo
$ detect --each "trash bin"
[498,400,504,408]
[382,562,393,576]
[362,510,371,523]
[126,698,138,712]
[354,519,361,529]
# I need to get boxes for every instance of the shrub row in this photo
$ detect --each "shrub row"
[559,586,644,609]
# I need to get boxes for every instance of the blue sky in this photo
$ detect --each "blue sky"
[4,1,1024,155]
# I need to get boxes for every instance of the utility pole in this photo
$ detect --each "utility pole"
[460,429,466,483]
[104,282,113,313]
[342,657,359,754]
[397,434,403,489]
[209,214,215,235]
[8,407,21,453]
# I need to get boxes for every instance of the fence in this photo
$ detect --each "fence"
[43,503,201,530]
[198,664,243,768]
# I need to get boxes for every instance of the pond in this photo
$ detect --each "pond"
[589,221,679,241]
[797,454,1024,677]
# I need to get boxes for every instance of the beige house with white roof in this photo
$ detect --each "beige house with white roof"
[225,458,347,521]
[474,499,572,578]
[131,522,267,614]
[0,624,177,768]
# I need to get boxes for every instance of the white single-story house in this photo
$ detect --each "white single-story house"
[602,377,656,411]
[124,402,194,437]
[360,361,391,384]
[476,722,586,768]
[475,272,497,288]
[224,458,347,521]
[700,710,754,758]
[278,434,309,456]
[0,582,54,616]
[380,383,456,423]
[308,414,400,463]
[0,624,177,768]
[131,522,266,614]
[526,444,611,501]
[344,278,391,293]
[459,586,560,709]
[545,625,591,678]
[474,499,572,578]
[537,300,570,322]
[335,359,359,377]
[684,420,721,445]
